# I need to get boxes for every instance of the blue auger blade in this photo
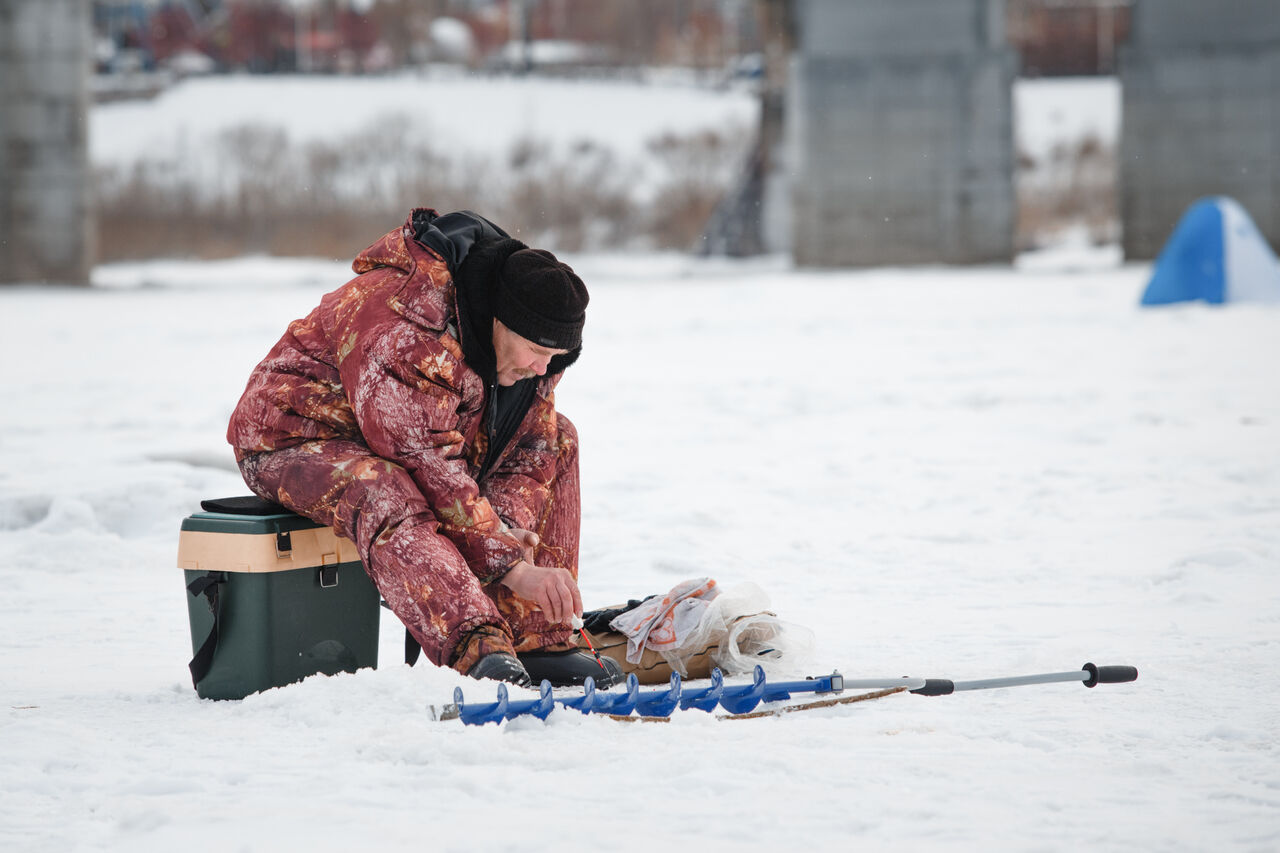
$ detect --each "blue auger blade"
[718,665,768,714]
[593,673,640,716]
[634,672,682,718]
[557,675,601,713]
[761,671,844,703]
[455,683,510,726]
[505,680,555,721]
[679,668,725,712]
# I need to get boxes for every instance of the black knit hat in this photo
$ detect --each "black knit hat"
[493,249,588,350]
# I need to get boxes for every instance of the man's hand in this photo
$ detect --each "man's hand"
[508,528,540,564]
[500,559,582,626]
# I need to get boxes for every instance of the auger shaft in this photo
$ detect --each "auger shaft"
[438,662,1138,725]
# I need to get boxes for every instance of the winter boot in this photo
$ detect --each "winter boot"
[518,648,624,689]
[468,653,532,687]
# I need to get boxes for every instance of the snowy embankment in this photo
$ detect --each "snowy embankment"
[88,73,1111,186]
[89,72,759,205]
[88,73,763,257]
[2,243,1278,850]
[89,72,758,168]
[1013,75,1120,164]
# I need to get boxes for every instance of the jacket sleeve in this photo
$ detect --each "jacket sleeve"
[338,315,524,585]
[482,392,561,532]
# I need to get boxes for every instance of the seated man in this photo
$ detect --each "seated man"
[226,208,621,688]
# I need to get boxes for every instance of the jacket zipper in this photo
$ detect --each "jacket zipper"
[480,378,499,482]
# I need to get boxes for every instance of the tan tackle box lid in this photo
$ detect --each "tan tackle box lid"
[177,510,358,574]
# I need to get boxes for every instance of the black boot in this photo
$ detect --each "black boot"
[518,649,624,689]
[468,653,532,687]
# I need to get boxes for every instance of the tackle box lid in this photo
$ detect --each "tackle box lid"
[177,497,358,573]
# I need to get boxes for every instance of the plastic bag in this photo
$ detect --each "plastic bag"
[609,579,814,676]
[608,577,719,665]
[674,582,814,675]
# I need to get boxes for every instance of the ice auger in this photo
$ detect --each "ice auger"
[436,662,1138,725]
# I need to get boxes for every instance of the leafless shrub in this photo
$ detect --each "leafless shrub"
[644,129,749,249]
[94,122,740,261]
[503,139,638,250]
[1015,131,1118,250]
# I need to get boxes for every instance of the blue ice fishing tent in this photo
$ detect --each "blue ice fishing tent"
[1140,196,1280,306]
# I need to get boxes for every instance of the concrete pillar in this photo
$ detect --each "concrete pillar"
[1119,0,1280,260]
[0,0,93,285]
[787,0,1016,266]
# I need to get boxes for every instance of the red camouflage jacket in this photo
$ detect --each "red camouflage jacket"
[226,216,565,583]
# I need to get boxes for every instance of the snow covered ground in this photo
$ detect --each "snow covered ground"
[3,242,1278,851]
[88,73,1111,176]
[1013,75,1120,163]
[87,72,1114,221]
[88,72,759,205]
[88,72,758,170]
[3,74,1278,850]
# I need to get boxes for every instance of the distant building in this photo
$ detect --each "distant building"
[1007,0,1132,77]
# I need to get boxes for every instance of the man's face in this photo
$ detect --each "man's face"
[492,319,569,386]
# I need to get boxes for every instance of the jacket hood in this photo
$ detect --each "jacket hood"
[412,208,511,272]
[350,207,507,281]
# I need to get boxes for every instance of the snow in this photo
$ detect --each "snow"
[1014,76,1120,162]
[4,245,1279,850]
[88,72,758,190]
[91,63,1113,173]
[4,75,1279,850]
[90,72,1112,193]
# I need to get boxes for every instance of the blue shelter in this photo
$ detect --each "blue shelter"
[1140,197,1280,306]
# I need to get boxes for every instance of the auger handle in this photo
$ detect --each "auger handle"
[909,679,955,696]
[910,663,1140,695]
[1083,662,1139,687]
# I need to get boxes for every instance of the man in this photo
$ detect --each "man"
[227,208,622,689]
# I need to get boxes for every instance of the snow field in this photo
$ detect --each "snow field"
[88,73,759,207]
[0,69,1274,852]
[2,246,1278,850]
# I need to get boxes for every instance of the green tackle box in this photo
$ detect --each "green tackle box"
[177,498,380,700]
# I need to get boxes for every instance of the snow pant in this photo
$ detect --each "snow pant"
[235,414,580,674]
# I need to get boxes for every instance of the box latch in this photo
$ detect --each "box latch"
[275,529,292,558]
[319,565,339,588]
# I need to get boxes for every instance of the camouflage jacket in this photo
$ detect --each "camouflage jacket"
[227,212,568,583]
